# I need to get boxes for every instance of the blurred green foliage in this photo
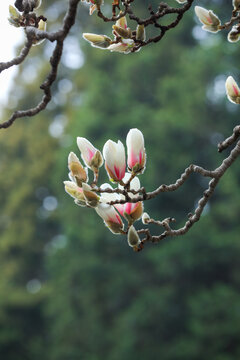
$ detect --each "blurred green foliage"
[0,0,240,359]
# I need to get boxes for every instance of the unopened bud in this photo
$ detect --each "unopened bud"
[32,19,47,46]
[64,181,86,205]
[233,0,240,11]
[33,0,42,9]
[82,183,99,207]
[142,212,150,224]
[38,19,46,31]
[83,33,112,49]
[90,150,103,171]
[127,225,140,248]
[68,152,88,187]
[225,76,240,104]
[112,25,131,38]
[195,6,221,33]
[136,25,146,41]
[8,5,22,27]
[228,25,240,43]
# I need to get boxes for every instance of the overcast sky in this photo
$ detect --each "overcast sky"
[0,1,24,106]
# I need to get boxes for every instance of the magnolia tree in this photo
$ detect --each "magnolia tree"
[1,0,240,251]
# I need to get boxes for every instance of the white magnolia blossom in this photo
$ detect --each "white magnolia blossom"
[77,137,103,170]
[225,76,240,104]
[103,140,126,182]
[126,128,146,173]
[96,203,123,234]
[194,6,221,33]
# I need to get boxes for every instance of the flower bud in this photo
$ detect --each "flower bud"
[225,76,240,104]
[142,212,150,224]
[64,181,86,206]
[115,201,143,225]
[227,25,240,43]
[34,0,42,9]
[38,19,46,31]
[233,0,240,11]
[115,14,127,29]
[127,225,140,248]
[32,20,47,46]
[88,0,103,15]
[68,152,88,187]
[194,6,221,33]
[77,137,103,171]
[136,25,146,41]
[28,0,42,10]
[126,128,146,174]
[112,25,132,39]
[82,183,99,207]
[8,5,22,27]
[108,39,134,54]
[83,33,112,49]
[103,140,126,182]
[96,203,124,234]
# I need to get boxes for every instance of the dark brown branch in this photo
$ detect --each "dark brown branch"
[0,0,80,129]
[218,125,240,152]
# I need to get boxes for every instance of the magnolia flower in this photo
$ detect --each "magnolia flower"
[136,25,146,41]
[126,128,146,173]
[77,137,103,171]
[194,6,221,33]
[68,152,88,187]
[82,33,112,49]
[175,0,187,3]
[225,76,240,104]
[142,212,150,224]
[96,203,124,234]
[112,15,131,39]
[100,176,142,224]
[103,140,126,182]
[227,25,240,43]
[82,183,99,207]
[64,181,86,206]
[115,201,143,225]
[108,39,135,54]
[127,225,141,248]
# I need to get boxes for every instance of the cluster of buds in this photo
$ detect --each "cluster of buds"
[8,1,46,46]
[64,128,147,250]
[195,2,240,42]
[83,14,145,54]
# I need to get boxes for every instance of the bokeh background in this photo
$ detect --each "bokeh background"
[0,0,240,359]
